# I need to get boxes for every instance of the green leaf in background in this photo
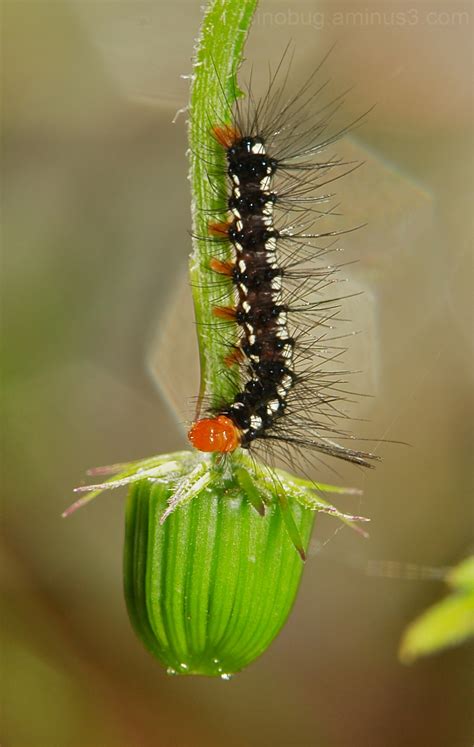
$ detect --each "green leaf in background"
[399,556,474,664]
[446,555,474,591]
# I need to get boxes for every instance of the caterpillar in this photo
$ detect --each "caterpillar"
[187,54,379,471]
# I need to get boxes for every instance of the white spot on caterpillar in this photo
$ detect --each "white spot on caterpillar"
[233,187,241,198]
[232,209,241,219]
[252,143,265,155]
[260,176,271,190]
[265,238,277,250]
[236,220,243,231]
[248,333,256,345]
[271,277,282,290]
[282,375,293,389]
[238,260,246,272]
[267,400,280,413]
[242,301,251,312]
[250,415,263,429]
[232,175,240,186]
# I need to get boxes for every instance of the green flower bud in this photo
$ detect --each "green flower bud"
[123,474,314,678]
[68,451,367,677]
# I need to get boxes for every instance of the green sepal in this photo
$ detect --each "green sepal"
[235,466,266,516]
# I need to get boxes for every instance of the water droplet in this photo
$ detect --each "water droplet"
[212,658,219,664]
[179,663,189,672]
[166,667,177,676]
[220,673,233,681]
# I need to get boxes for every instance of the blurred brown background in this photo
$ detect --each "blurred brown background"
[2,1,473,746]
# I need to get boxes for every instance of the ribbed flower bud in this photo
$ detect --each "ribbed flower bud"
[124,476,314,677]
[68,451,367,677]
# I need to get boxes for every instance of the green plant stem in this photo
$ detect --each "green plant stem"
[188,0,258,416]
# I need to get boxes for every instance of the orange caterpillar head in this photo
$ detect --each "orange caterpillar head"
[188,415,241,453]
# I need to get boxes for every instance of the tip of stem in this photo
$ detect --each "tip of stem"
[298,547,307,562]
[61,497,88,518]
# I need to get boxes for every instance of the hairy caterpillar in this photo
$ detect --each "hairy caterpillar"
[187,51,379,472]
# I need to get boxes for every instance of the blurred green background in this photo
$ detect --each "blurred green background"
[2,1,473,745]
